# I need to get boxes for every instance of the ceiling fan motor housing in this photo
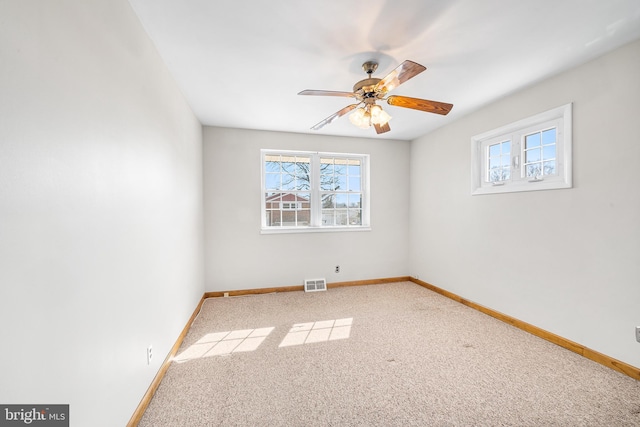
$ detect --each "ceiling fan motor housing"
[353,78,382,99]
[353,61,385,100]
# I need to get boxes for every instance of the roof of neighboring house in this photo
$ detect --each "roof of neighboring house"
[265,193,309,202]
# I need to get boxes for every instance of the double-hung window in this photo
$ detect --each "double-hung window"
[471,103,572,195]
[262,150,370,233]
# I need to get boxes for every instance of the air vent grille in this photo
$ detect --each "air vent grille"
[304,278,327,292]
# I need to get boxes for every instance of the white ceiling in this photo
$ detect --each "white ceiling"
[128,0,640,141]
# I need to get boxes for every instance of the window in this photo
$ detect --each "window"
[471,103,572,195]
[281,202,301,210]
[262,150,370,233]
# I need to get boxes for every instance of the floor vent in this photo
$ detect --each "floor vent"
[304,278,327,292]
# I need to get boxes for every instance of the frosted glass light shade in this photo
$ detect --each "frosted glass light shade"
[349,107,370,129]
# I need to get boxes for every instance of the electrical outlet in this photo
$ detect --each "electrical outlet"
[335,265,340,273]
[636,326,640,343]
[147,345,153,365]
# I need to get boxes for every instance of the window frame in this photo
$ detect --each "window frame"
[261,149,371,234]
[471,103,572,195]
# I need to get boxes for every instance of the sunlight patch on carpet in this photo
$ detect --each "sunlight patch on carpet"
[173,327,275,362]
[279,318,352,347]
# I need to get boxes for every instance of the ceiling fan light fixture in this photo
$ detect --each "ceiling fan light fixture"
[370,104,391,126]
[349,104,391,129]
[349,107,370,129]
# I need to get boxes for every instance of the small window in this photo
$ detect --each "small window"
[471,103,572,195]
[261,150,370,233]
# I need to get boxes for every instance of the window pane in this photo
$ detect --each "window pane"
[336,194,348,207]
[269,210,281,226]
[295,157,310,171]
[320,158,334,173]
[265,193,280,208]
[296,209,310,226]
[298,193,310,205]
[543,160,556,175]
[348,177,361,191]
[489,144,501,157]
[295,158,310,189]
[265,161,280,173]
[526,148,541,162]
[489,167,509,182]
[501,167,511,181]
[543,145,556,160]
[322,194,335,208]
[526,163,541,177]
[265,173,280,190]
[282,210,297,225]
[542,128,556,145]
[322,212,334,226]
[335,175,347,191]
[525,132,541,148]
[282,176,296,190]
[320,160,334,190]
[348,194,361,208]
[320,180,333,191]
[282,160,295,174]
[348,210,362,225]
[348,164,361,176]
[487,140,511,183]
[335,210,348,226]
[294,178,308,191]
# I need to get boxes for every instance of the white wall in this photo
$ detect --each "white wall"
[0,1,204,426]
[409,39,640,368]
[203,127,410,291]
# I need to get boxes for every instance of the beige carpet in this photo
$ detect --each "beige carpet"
[140,282,640,426]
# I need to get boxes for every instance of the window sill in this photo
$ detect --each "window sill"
[260,226,372,235]
[472,178,571,195]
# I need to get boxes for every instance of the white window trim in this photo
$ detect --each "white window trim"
[261,149,371,234]
[471,103,572,195]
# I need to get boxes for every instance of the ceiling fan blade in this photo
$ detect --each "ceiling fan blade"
[374,60,426,94]
[298,90,356,98]
[374,122,391,134]
[387,95,453,115]
[311,104,360,130]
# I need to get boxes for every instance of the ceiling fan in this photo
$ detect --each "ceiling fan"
[298,60,453,134]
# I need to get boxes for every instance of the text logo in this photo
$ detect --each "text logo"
[0,405,68,426]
